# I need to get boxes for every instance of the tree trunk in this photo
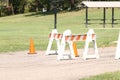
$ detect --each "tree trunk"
[10,3,14,15]
[70,0,75,10]
[6,0,9,7]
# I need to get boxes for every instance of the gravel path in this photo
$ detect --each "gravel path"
[0,47,120,80]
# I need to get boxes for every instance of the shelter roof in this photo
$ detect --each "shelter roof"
[82,1,120,8]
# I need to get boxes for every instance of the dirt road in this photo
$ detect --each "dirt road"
[0,47,120,80]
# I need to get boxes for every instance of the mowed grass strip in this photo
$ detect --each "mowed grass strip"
[80,71,120,80]
[0,8,120,52]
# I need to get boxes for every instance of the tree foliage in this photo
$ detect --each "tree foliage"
[1,0,119,16]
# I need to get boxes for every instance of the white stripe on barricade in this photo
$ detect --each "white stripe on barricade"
[57,29,99,60]
[46,29,63,55]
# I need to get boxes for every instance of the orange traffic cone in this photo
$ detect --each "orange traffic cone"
[28,38,36,54]
[73,42,79,57]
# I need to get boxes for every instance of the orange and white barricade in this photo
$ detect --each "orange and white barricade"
[46,29,63,55]
[115,32,120,59]
[57,29,99,60]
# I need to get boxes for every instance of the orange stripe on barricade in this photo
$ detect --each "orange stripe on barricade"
[49,34,51,38]
[54,34,56,38]
[76,35,80,41]
[49,33,63,39]
[71,35,75,41]
[65,36,69,41]
[57,34,63,39]
[92,34,95,39]
[57,34,60,38]
[83,34,87,40]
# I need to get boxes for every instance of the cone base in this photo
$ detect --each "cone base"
[75,55,79,57]
[28,52,37,54]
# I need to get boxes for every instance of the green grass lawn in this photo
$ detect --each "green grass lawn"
[80,71,120,80]
[0,8,120,52]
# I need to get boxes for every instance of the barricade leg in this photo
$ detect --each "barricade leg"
[46,29,60,55]
[57,30,73,60]
[83,40,99,60]
[115,32,120,59]
[46,38,55,55]
[56,39,60,51]
[69,41,76,59]
[83,29,99,60]
[83,39,89,60]
[93,40,99,59]
[57,38,66,60]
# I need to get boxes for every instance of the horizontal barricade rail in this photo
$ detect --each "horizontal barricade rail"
[65,34,96,42]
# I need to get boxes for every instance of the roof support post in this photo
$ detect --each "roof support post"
[112,8,114,28]
[103,8,106,28]
[54,10,57,29]
[52,1,57,29]
[86,7,88,28]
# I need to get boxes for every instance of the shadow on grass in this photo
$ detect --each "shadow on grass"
[24,11,54,17]
[24,9,81,17]
[84,18,120,27]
